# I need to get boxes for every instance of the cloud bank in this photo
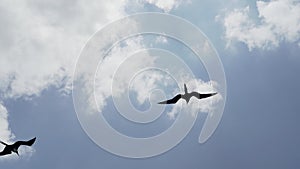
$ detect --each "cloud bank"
[0,0,186,158]
[0,0,127,158]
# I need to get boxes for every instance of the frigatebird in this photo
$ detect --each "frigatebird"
[0,137,36,156]
[158,84,217,104]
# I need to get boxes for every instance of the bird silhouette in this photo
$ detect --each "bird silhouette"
[158,84,217,104]
[0,137,36,156]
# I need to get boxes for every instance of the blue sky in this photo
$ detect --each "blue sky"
[0,0,300,168]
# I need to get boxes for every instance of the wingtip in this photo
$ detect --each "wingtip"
[208,93,218,97]
[31,137,37,143]
[158,100,170,104]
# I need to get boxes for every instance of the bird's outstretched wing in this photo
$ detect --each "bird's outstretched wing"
[0,141,8,146]
[12,137,36,149]
[0,147,12,156]
[191,92,217,99]
[158,94,182,104]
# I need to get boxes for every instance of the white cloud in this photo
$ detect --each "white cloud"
[94,37,154,112]
[143,0,188,12]
[0,0,128,99]
[18,145,35,159]
[221,0,300,50]
[130,69,176,105]
[130,71,165,104]
[0,103,14,143]
[155,35,168,44]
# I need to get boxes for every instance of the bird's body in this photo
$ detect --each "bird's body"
[158,84,217,104]
[0,137,36,156]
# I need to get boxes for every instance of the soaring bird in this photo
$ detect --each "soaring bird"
[0,137,36,156]
[158,84,217,104]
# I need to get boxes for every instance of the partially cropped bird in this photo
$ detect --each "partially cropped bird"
[158,84,217,104]
[0,137,36,156]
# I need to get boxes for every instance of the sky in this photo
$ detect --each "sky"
[0,0,300,168]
